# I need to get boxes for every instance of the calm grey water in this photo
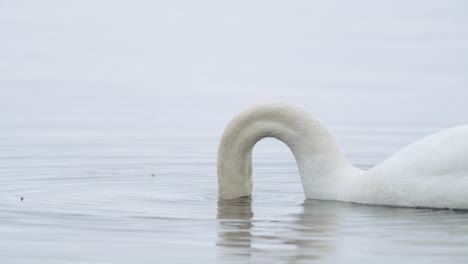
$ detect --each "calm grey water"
[1,94,468,264]
[2,1,468,263]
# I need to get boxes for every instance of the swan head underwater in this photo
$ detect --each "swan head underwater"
[217,103,468,210]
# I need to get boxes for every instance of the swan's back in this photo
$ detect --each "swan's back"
[349,125,468,209]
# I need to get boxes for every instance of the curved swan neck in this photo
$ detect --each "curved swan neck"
[217,103,356,200]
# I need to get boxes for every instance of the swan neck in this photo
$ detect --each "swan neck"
[217,104,353,199]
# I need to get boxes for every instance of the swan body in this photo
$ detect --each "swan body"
[217,103,468,209]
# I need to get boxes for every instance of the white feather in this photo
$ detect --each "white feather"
[217,103,468,209]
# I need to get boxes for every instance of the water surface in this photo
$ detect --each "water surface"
[1,95,468,263]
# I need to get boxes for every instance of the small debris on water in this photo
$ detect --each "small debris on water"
[20,197,24,201]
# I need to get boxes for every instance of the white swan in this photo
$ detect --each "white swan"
[217,103,468,209]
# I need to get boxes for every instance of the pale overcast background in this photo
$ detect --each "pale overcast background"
[1,0,467,140]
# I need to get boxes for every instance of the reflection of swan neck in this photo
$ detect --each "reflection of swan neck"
[217,103,358,200]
